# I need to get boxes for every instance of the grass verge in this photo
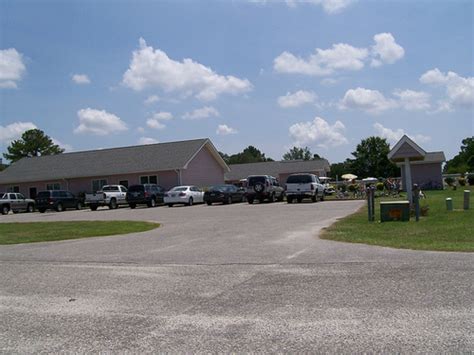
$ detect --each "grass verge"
[0,221,160,245]
[320,187,474,252]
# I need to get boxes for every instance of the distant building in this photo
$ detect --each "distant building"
[225,159,330,187]
[0,138,229,198]
[388,135,445,190]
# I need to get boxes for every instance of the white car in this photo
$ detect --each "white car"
[164,185,204,207]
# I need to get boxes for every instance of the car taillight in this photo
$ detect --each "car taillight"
[179,192,186,197]
[311,185,314,190]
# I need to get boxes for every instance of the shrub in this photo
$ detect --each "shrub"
[339,184,347,192]
[376,182,384,191]
[348,184,357,192]
[445,177,454,186]
[458,177,466,186]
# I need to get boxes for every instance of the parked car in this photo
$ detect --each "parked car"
[126,184,165,209]
[85,184,129,210]
[204,184,245,205]
[1,192,35,215]
[35,190,82,213]
[245,175,284,204]
[285,173,325,203]
[164,185,204,207]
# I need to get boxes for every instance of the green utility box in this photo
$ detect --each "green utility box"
[380,201,410,222]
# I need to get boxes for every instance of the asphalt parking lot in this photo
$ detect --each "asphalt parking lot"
[1,201,473,352]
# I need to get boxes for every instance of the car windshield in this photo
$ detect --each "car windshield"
[209,185,227,192]
[128,185,144,192]
[248,177,266,186]
[171,187,188,192]
[37,191,50,198]
[287,175,313,184]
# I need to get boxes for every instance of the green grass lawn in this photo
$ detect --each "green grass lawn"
[321,187,474,252]
[0,221,160,245]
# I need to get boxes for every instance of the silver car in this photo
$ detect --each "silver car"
[1,192,35,215]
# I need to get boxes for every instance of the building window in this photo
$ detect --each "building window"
[119,180,129,188]
[140,175,158,184]
[46,183,60,191]
[7,186,20,193]
[92,179,107,192]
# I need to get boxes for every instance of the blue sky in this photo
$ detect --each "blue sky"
[1,0,473,164]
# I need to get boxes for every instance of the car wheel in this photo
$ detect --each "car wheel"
[206,201,212,206]
[27,204,35,213]
[253,183,264,193]
[311,194,317,203]
[109,198,118,209]
[90,204,98,211]
[167,204,173,208]
[297,197,302,203]
[188,197,193,206]
[129,203,136,209]
[55,203,63,212]
[287,196,293,204]
[320,193,325,201]
[224,196,232,205]
[1,205,9,215]
[248,198,254,204]
[38,208,46,213]
[268,193,275,203]
[147,198,156,208]
[76,202,82,210]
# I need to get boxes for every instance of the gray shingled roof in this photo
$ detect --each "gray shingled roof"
[225,159,330,181]
[0,138,213,184]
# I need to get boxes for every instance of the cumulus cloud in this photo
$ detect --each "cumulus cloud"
[138,137,159,145]
[0,48,26,89]
[72,74,91,85]
[274,33,403,76]
[289,116,348,148]
[146,111,173,130]
[182,106,220,120]
[216,124,238,135]
[373,123,431,144]
[393,89,431,111]
[0,122,37,145]
[277,90,317,108]
[122,38,252,101]
[370,33,405,67]
[420,68,474,111]
[74,108,128,135]
[51,138,73,152]
[285,0,356,13]
[144,95,160,105]
[340,87,397,114]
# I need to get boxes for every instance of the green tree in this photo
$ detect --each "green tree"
[329,160,354,179]
[444,137,474,173]
[218,151,230,164]
[227,146,273,165]
[3,129,64,163]
[350,136,398,178]
[283,146,323,161]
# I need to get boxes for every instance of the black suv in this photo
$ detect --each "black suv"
[35,190,82,213]
[126,184,165,208]
[245,175,284,204]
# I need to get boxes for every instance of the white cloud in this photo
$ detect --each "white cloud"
[138,137,159,145]
[340,87,397,114]
[144,95,160,105]
[182,106,220,120]
[370,33,405,67]
[74,108,128,135]
[274,44,368,76]
[420,68,474,110]
[0,48,26,89]
[216,124,238,135]
[51,138,73,152]
[122,38,252,101]
[72,74,91,85]
[0,122,37,145]
[374,123,431,144]
[278,90,317,108]
[274,33,403,77]
[289,116,348,148]
[285,0,355,14]
[146,111,173,130]
[393,89,431,111]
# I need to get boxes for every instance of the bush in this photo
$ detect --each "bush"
[348,184,357,192]
[339,184,347,192]
[445,177,455,186]
[458,177,466,186]
[376,182,384,191]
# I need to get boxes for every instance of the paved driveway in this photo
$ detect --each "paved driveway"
[0,201,473,352]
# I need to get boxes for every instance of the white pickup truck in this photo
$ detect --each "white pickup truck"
[285,173,325,203]
[85,185,128,210]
